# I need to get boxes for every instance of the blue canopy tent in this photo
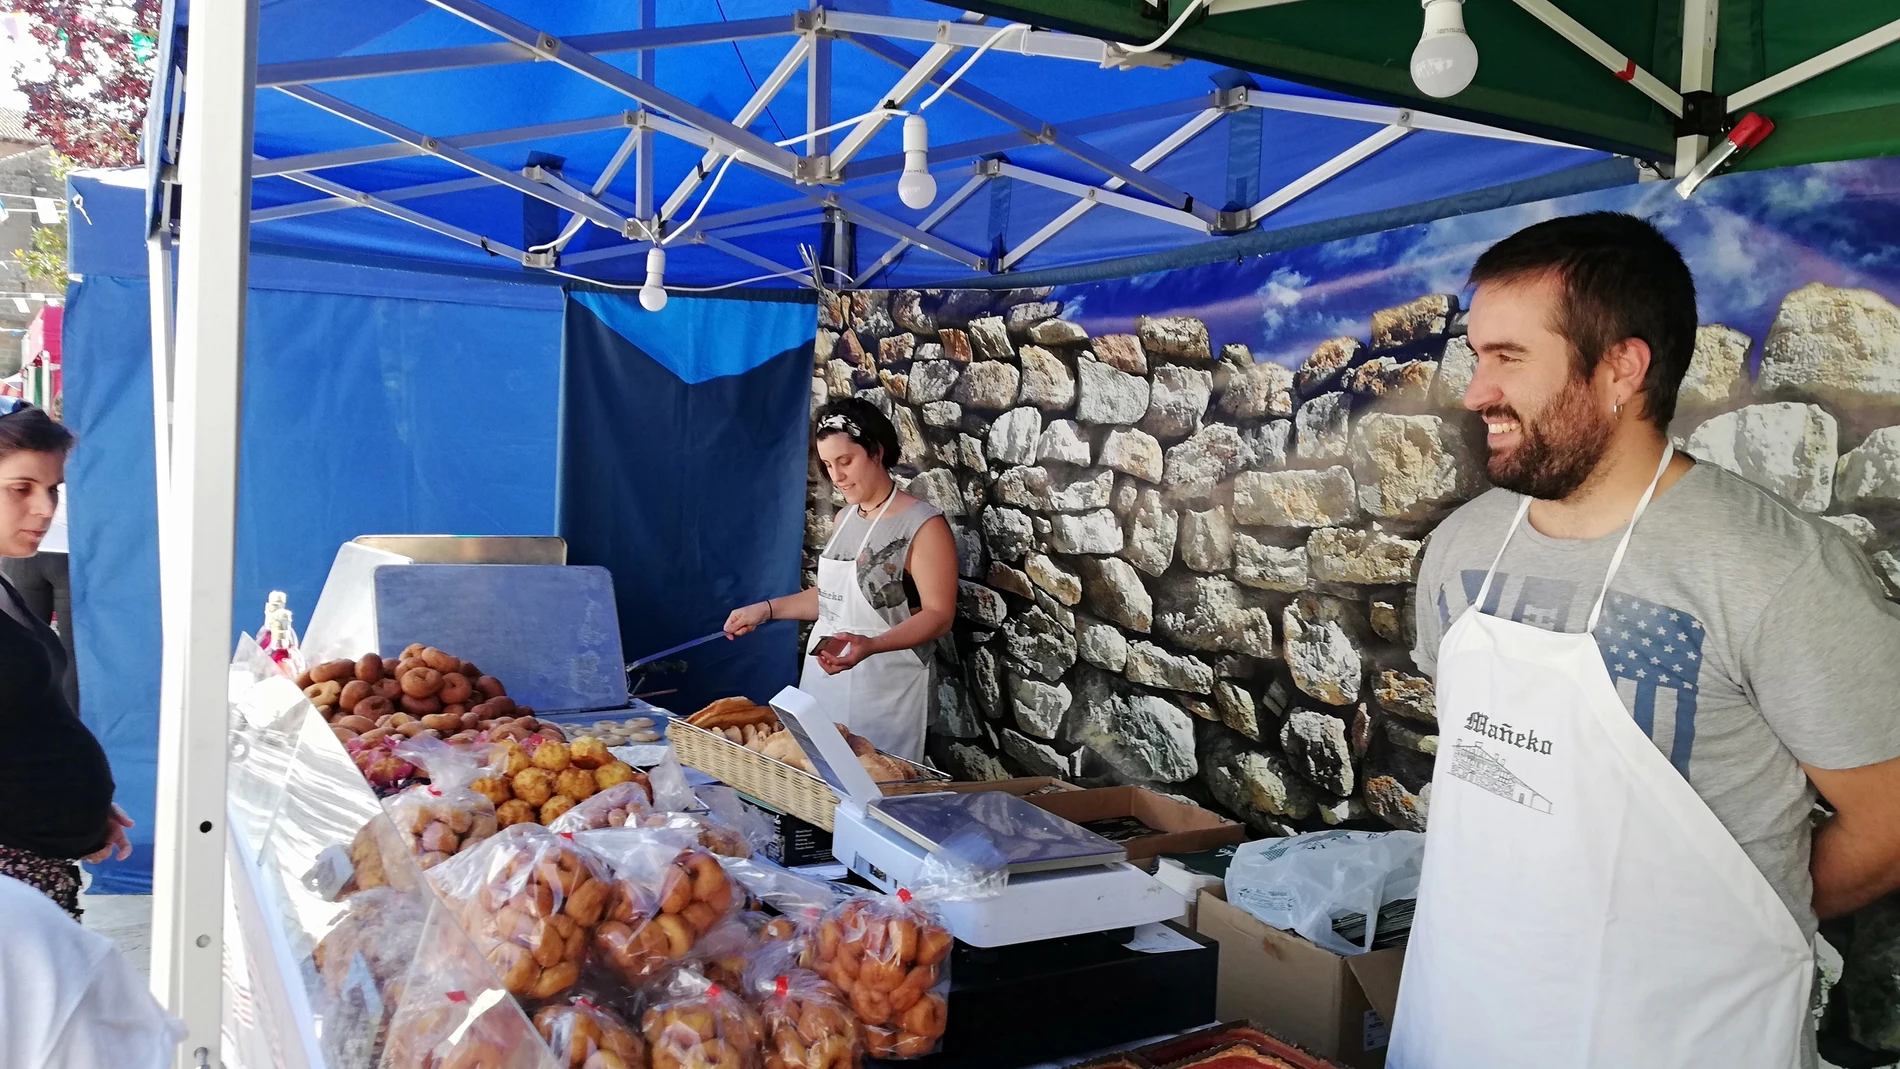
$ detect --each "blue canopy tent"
[120,0,1639,1043]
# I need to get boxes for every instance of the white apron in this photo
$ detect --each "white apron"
[1389,445,1812,1069]
[798,494,931,763]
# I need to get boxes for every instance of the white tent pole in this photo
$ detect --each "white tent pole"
[660,36,812,220]
[1004,105,1226,270]
[635,0,656,221]
[825,41,960,173]
[145,231,174,527]
[859,171,990,284]
[151,0,256,1062]
[255,112,637,177]
[1247,123,1411,224]
[807,8,833,160]
[1727,16,1900,111]
[253,176,491,222]
[1675,0,1719,177]
[1508,0,1685,116]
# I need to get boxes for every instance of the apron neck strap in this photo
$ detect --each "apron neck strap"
[1474,443,1677,633]
[1585,442,1675,632]
[823,484,900,560]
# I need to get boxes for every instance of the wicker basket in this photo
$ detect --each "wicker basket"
[667,718,949,831]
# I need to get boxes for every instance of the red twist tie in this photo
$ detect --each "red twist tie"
[578,997,596,1010]
[446,990,469,1003]
[896,888,913,904]
[708,984,724,998]
[1615,59,1636,82]
[559,831,575,841]
[775,976,790,998]
[428,787,442,796]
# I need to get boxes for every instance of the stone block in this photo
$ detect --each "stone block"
[952,361,1021,411]
[1011,676,1072,739]
[1049,509,1125,554]
[1374,669,1436,723]
[1283,594,1365,705]
[1125,640,1215,693]
[1295,392,1351,461]
[1004,605,1077,681]
[1154,574,1274,657]
[921,401,962,428]
[1296,336,1361,394]
[1232,467,1359,527]
[987,561,1034,598]
[1352,412,1482,519]
[1678,325,1750,413]
[1018,345,1077,410]
[1028,318,1088,346]
[987,406,1043,465]
[1026,554,1082,606]
[1122,486,1179,577]
[980,506,1035,561]
[1179,505,1236,572]
[1281,709,1354,796]
[1428,335,1476,411]
[1685,402,1837,512]
[968,315,1015,360]
[1077,355,1151,424]
[1371,294,1454,350]
[1077,616,1129,671]
[1136,314,1212,361]
[1090,334,1149,375]
[907,467,964,517]
[1836,427,1900,508]
[1079,555,1152,631]
[1219,352,1296,419]
[1100,427,1164,482]
[1759,283,1900,406]
[957,581,1008,627]
[1163,424,1250,504]
[1142,365,1214,438]
[1306,527,1422,584]
[1234,533,1309,592]
[909,359,961,404]
[1037,419,1092,466]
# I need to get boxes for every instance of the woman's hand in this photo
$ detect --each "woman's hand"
[817,632,877,674]
[82,804,134,864]
[724,601,772,639]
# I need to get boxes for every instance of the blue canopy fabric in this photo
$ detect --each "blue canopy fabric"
[151,0,1626,291]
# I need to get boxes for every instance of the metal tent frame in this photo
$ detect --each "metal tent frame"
[140,2,1611,1060]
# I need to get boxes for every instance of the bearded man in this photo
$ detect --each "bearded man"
[1389,211,1900,1069]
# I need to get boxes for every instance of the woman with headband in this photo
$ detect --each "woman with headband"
[724,397,957,762]
[0,398,130,917]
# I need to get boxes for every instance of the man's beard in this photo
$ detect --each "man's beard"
[1484,376,1613,500]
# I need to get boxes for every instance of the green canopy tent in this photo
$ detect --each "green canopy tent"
[950,0,1900,176]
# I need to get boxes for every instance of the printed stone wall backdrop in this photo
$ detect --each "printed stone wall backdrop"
[810,280,1900,1063]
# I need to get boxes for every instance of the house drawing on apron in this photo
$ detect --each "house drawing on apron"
[1447,743,1553,814]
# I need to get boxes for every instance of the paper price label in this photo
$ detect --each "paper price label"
[1363,1009,1390,1051]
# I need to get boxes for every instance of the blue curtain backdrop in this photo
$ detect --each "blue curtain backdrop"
[62,265,564,893]
[561,292,814,715]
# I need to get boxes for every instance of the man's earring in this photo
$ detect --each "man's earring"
[1613,402,1623,415]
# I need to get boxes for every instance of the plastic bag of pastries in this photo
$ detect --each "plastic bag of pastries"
[546,781,656,834]
[742,945,861,1069]
[574,826,740,988]
[386,738,502,869]
[532,996,648,1069]
[427,824,615,1002]
[809,893,952,1060]
[642,968,766,1069]
[311,887,429,1037]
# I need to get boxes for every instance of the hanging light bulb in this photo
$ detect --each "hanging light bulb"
[1411,0,1478,99]
[897,114,937,211]
[639,246,668,312]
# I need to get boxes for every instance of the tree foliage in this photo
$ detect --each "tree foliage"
[12,0,161,167]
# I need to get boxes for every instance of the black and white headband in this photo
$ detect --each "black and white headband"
[818,413,863,438]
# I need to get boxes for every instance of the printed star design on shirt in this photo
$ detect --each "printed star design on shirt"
[1593,589,1708,778]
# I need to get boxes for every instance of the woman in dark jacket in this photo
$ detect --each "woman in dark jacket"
[0,398,127,918]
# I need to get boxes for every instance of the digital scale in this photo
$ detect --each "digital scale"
[770,686,1184,948]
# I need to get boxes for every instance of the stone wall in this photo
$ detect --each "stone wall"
[808,286,1485,836]
[809,282,1900,1060]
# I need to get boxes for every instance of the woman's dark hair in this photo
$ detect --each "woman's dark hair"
[813,397,900,470]
[0,404,75,462]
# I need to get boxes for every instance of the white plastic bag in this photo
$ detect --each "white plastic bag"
[1225,829,1423,956]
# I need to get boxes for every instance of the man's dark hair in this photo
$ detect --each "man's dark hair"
[0,404,76,462]
[1469,211,1697,429]
[813,396,901,470]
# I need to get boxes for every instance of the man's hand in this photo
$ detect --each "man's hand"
[1807,753,1900,918]
[82,804,134,865]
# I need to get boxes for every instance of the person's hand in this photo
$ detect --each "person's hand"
[82,804,134,864]
[817,632,877,675]
[724,601,772,639]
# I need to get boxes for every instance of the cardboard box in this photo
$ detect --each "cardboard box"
[1194,890,1404,1069]
[1024,786,1248,863]
[940,776,1081,797]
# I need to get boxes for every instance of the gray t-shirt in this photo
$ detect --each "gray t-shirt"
[1413,462,1900,941]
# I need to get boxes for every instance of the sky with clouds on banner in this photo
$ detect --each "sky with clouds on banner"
[1052,157,1900,375]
